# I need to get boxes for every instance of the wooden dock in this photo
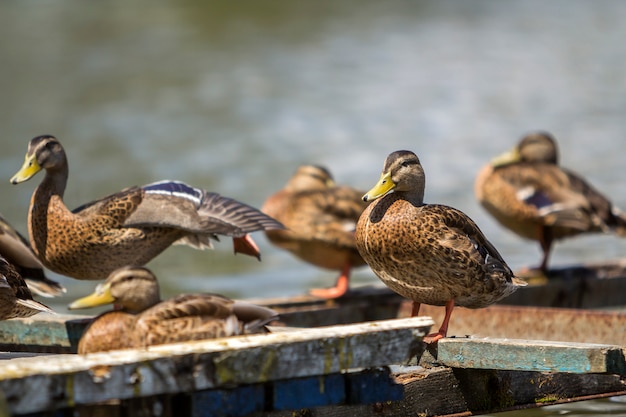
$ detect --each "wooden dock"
[0,258,626,416]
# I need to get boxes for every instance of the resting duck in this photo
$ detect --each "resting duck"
[261,165,368,298]
[475,131,626,272]
[0,255,53,320]
[0,213,65,297]
[356,150,526,343]
[68,266,278,353]
[10,135,284,280]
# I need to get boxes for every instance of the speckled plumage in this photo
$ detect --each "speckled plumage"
[262,165,368,298]
[475,131,626,271]
[0,255,53,320]
[0,213,65,297]
[10,135,284,280]
[69,266,278,354]
[356,150,525,342]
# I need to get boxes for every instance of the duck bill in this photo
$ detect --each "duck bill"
[68,283,115,310]
[362,172,395,202]
[491,148,521,168]
[10,154,41,184]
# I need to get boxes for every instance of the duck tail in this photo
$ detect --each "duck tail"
[16,298,55,315]
[232,301,279,333]
[24,277,67,298]
[608,206,626,237]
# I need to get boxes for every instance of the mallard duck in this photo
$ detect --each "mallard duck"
[475,131,626,272]
[355,150,526,343]
[9,135,284,280]
[68,266,278,354]
[0,255,53,320]
[261,165,368,298]
[0,213,65,297]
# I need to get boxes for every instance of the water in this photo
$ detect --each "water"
[1,2,625,414]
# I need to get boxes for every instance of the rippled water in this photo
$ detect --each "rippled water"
[1,2,625,414]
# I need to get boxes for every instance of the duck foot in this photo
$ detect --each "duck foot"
[308,266,350,299]
[232,234,261,261]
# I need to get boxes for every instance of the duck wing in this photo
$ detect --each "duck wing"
[0,214,66,297]
[123,181,283,236]
[136,293,244,346]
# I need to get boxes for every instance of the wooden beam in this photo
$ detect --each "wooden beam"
[415,304,626,346]
[0,317,433,415]
[0,313,88,353]
[265,366,626,417]
[436,338,626,374]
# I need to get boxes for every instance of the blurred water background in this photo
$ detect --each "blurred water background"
[1,2,625,415]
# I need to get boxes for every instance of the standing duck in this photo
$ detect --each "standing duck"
[261,165,368,298]
[10,135,284,280]
[68,266,278,353]
[0,213,65,297]
[475,131,626,272]
[355,150,525,343]
[0,255,53,320]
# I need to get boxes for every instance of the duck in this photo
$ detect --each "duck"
[9,135,284,280]
[261,165,368,298]
[0,213,65,297]
[68,266,279,354]
[475,131,626,272]
[0,255,54,320]
[355,150,526,343]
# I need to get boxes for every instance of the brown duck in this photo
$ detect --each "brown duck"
[68,266,278,354]
[0,255,53,320]
[475,131,626,272]
[10,135,284,280]
[262,165,368,298]
[0,212,65,297]
[356,150,526,343]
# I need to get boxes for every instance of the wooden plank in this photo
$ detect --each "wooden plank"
[191,385,265,417]
[436,338,626,374]
[0,313,88,353]
[1,302,626,355]
[503,258,626,308]
[0,317,433,415]
[257,366,626,417]
[416,304,626,346]
[273,373,345,410]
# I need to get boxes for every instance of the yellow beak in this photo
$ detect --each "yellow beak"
[490,148,521,168]
[68,283,115,310]
[10,154,42,184]
[362,171,395,202]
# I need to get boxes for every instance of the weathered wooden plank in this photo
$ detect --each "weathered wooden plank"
[437,338,626,374]
[503,258,626,308]
[255,366,626,417]
[0,317,433,415]
[416,304,626,346]
[0,313,88,353]
[1,302,625,356]
[191,385,265,417]
[273,373,345,410]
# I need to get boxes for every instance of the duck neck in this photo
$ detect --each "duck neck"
[399,187,425,206]
[28,166,69,259]
[124,295,162,314]
[36,165,69,201]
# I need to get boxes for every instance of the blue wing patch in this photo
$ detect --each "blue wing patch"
[517,186,552,209]
[143,180,203,206]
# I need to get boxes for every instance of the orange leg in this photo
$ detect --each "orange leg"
[232,234,261,261]
[538,226,553,273]
[411,301,421,317]
[309,262,351,299]
[423,299,455,344]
